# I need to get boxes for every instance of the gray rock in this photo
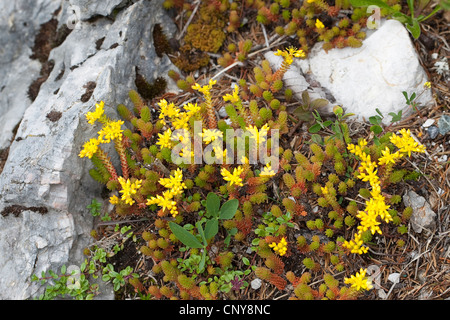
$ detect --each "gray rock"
[437,114,450,135]
[427,126,439,139]
[0,0,63,149]
[67,0,127,21]
[0,0,179,300]
[403,190,437,235]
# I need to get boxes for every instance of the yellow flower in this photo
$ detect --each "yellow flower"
[390,129,426,157]
[118,177,142,206]
[199,128,223,144]
[98,120,124,143]
[156,128,173,149]
[221,166,244,187]
[159,168,186,196]
[172,113,191,130]
[79,138,100,159]
[109,195,119,205]
[147,169,186,217]
[223,85,241,104]
[356,210,382,235]
[343,232,368,255]
[183,102,201,116]
[321,185,329,195]
[158,99,180,124]
[192,79,217,95]
[147,191,178,217]
[260,163,276,177]
[423,82,431,89]
[378,147,401,166]
[269,237,288,256]
[246,124,269,145]
[344,268,373,291]
[86,101,105,125]
[315,19,325,29]
[274,46,305,65]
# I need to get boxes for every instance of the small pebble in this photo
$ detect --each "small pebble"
[438,114,450,135]
[427,126,439,139]
[422,119,435,128]
[218,106,228,118]
[251,278,262,290]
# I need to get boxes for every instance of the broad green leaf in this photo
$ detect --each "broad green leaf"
[219,199,239,220]
[169,222,203,248]
[322,120,333,127]
[370,125,383,135]
[308,123,322,133]
[310,99,329,110]
[301,90,310,106]
[389,110,402,122]
[392,12,410,24]
[369,116,381,125]
[204,218,219,241]
[206,192,220,218]
[294,109,313,122]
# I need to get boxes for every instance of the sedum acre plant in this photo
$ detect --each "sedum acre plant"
[72,39,430,301]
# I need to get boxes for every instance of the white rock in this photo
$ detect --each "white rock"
[388,273,401,284]
[422,119,435,128]
[251,278,262,290]
[296,19,433,124]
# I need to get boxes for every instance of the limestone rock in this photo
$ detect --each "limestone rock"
[296,19,433,124]
[0,0,178,299]
[67,0,126,21]
[0,0,63,149]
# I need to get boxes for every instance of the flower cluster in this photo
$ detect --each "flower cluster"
[192,79,217,129]
[343,129,426,255]
[79,101,124,159]
[390,128,426,157]
[116,177,142,206]
[273,46,305,65]
[344,268,373,291]
[269,237,288,256]
[158,99,200,132]
[260,163,275,177]
[221,166,244,187]
[315,19,325,30]
[147,168,186,217]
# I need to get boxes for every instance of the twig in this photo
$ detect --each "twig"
[176,0,200,41]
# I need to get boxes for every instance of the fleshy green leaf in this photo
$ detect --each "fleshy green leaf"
[169,222,203,248]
